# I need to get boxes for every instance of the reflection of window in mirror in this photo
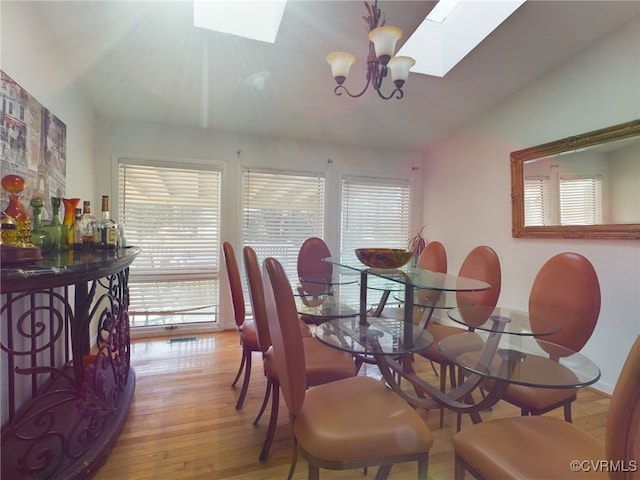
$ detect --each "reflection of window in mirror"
[523,138,639,227]
[524,173,603,225]
[559,176,603,225]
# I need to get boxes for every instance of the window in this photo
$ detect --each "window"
[559,176,603,225]
[118,159,222,327]
[340,176,411,305]
[524,176,551,226]
[242,169,325,283]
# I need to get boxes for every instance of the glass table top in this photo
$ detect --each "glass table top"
[294,295,358,319]
[314,316,434,356]
[439,332,601,388]
[447,306,561,336]
[324,257,492,292]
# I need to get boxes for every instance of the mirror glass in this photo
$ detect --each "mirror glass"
[511,120,640,239]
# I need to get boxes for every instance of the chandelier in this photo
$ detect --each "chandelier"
[326,1,415,100]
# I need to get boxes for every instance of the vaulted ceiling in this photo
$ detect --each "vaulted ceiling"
[27,1,640,151]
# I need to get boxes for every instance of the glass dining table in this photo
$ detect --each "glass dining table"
[311,259,601,423]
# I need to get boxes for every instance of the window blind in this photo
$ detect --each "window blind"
[242,169,325,283]
[524,176,551,226]
[340,176,411,305]
[118,160,222,325]
[559,176,603,225]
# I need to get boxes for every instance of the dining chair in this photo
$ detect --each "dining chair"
[497,252,601,422]
[297,237,334,323]
[452,335,639,480]
[243,246,357,462]
[262,255,434,480]
[223,241,261,410]
[419,245,501,428]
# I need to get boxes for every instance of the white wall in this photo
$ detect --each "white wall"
[422,18,640,393]
[94,119,424,330]
[1,1,95,202]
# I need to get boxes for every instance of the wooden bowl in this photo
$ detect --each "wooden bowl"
[354,248,413,269]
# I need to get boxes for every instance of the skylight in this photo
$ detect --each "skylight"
[397,0,526,77]
[193,0,287,44]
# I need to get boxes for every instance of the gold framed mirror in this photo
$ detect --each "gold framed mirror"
[511,119,640,240]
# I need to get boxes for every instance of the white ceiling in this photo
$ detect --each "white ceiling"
[28,1,640,151]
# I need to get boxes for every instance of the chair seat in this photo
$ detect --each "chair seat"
[420,322,467,363]
[501,384,577,410]
[298,319,313,337]
[239,320,259,350]
[263,337,356,385]
[295,376,433,462]
[453,415,606,479]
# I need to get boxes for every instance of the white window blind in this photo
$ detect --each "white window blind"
[118,160,222,326]
[560,176,603,225]
[242,169,325,282]
[340,176,411,305]
[524,176,551,226]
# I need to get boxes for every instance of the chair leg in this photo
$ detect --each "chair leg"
[231,344,246,387]
[449,363,457,388]
[429,359,439,377]
[454,453,466,480]
[259,379,280,462]
[287,438,299,480]
[563,402,573,422]
[439,362,446,428]
[308,463,320,480]
[253,378,272,425]
[417,455,429,480]
[234,348,252,410]
[374,465,393,480]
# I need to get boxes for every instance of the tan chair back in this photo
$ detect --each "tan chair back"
[223,241,245,328]
[263,257,307,415]
[457,245,501,305]
[529,252,600,355]
[297,237,332,296]
[606,335,640,480]
[243,246,271,353]
[418,240,447,273]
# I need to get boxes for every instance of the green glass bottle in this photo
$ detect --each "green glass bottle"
[44,197,64,251]
[30,197,54,253]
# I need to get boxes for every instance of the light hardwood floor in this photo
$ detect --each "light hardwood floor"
[93,331,610,480]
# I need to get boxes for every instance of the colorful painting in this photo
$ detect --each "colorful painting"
[0,70,67,221]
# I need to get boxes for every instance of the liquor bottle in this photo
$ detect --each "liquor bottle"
[72,208,83,249]
[94,195,118,249]
[79,201,97,249]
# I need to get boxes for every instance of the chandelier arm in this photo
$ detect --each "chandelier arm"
[375,86,404,100]
[333,76,373,98]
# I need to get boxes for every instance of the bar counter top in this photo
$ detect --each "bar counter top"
[1,246,140,293]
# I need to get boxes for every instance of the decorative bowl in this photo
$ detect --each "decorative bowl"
[354,248,413,269]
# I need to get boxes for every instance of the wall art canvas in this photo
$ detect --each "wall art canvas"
[0,70,67,221]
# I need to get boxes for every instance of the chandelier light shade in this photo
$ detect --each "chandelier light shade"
[388,56,416,88]
[367,26,403,64]
[326,0,415,100]
[326,51,356,85]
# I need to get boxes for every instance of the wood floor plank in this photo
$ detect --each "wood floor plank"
[93,331,610,479]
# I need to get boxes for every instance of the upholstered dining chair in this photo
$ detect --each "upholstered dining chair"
[497,252,601,422]
[262,255,434,480]
[243,246,357,462]
[297,237,332,293]
[223,241,261,410]
[419,245,501,428]
[296,237,335,323]
[453,335,640,480]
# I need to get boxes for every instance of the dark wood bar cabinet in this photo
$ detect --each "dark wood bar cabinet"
[1,247,140,479]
